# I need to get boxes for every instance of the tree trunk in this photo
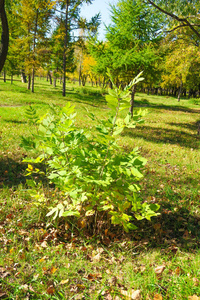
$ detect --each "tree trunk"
[0,0,9,72]
[11,74,13,84]
[21,70,27,83]
[31,68,35,93]
[54,77,56,87]
[177,81,183,102]
[129,85,137,117]
[3,68,6,82]
[31,9,38,93]
[27,75,31,90]
[78,66,82,86]
[62,0,69,97]
[48,71,52,84]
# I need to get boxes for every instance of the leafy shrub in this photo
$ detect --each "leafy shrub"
[189,98,200,106]
[78,87,106,97]
[21,72,159,232]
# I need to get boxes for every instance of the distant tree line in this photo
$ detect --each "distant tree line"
[1,0,200,101]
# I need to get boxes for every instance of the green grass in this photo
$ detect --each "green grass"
[0,78,200,299]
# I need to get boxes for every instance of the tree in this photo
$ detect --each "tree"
[89,0,163,115]
[56,0,100,96]
[0,0,9,72]
[161,40,200,100]
[145,0,200,43]
[20,0,54,92]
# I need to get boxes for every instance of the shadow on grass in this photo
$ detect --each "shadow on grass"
[130,205,200,251]
[0,157,26,188]
[123,125,200,149]
[66,90,107,107]
[134,99,200,114]
[3,119,27,124]
[168,121,200,132]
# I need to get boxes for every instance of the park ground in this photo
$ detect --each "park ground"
[0,78,200,299]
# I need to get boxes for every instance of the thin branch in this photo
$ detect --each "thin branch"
[166,24,200,33]
[146,0,200,40]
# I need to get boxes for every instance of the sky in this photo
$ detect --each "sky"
[80,0,118,40]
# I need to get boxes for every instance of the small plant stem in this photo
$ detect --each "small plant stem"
[93,99,121,234]
[99,99,120,178]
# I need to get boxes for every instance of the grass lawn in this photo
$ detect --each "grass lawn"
[0,78,200,299]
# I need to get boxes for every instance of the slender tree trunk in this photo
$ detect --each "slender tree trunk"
[3,68,6,82]
[11,74,13,84]
[0,0,9,72]
[177,81,183,102]
[79,67,82,86]
[31,68,35,93]
[54,77,56,87]
[21,70,27,83]
[48,71,52,84]
[27,75,31,90]
[129,85,137,117]
[63,0,69,97]
[31,9,38,93]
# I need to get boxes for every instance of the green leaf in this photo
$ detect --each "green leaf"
[131,167,143,178]
[62,211,80,217]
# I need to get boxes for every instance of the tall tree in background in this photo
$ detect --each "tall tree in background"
[0,0,9,72]
[20,0,54,92]
[90,0,163,115]
[50,16,75,87]
[57,0,100,96]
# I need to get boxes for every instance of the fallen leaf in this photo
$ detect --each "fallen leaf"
[108,276,118,286]
[97,247,104,254]
[0,272,11,279]
[153,223,161,230]
[41,241,48,248]
[50,266,57,274]
[33,273,39,280]
[120,289,141,299]
[92,253,101,262]
[18,229,29,236]
[192,278,199,286]
[19,284,29,291]
[154,294,163,300]
[46,285,55,295]
[74,294,84,300]
[39,256,48,263]
[131,290,141,300]
[104,293,113,300]
[175,266,183,276]
[87,273,102,281]
[0,292,8,298]
[60,279,69,285]
[76,284,85,290]
[188,296,199,300]
[77,219,87,229]
[155,265,165,275]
